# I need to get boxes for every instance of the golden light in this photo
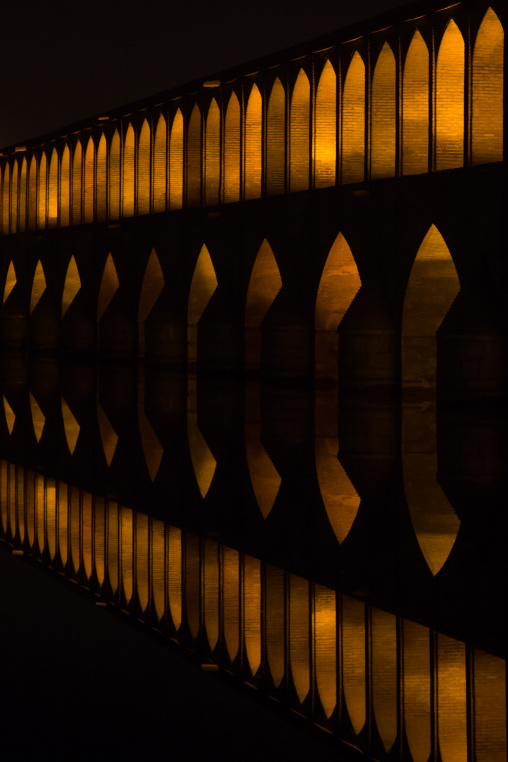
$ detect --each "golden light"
[61,255,81,318]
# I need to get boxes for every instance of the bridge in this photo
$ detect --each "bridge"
[0,0,505,397]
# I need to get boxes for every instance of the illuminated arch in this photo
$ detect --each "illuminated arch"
[314,585,336,718]
[61,256,81,318]
[61,396,80,455]
[224,92,241,203]
[72,141,82,224]
[96,134,107,221]
[372,609,397,752]
[97,402,118,466]
[371,42,396,179]
[223,547,240,660]
[289,68,310,192]
[243,555,261,675]
[153,114,167,212]
[204,539,219,650]
[205,99,221,206]
[10,159,19,233]
[37,153,47,229]
[60,146,70,227]
[83,137,94,223]
[266,77,285,196]
[109,130,121,220]
[403,620,431,762]
[120,507,133,604]
[403,30,429,175]
[122,124,135,217]
[472,8,504,165]
[187,104,202,207]
[28,155,37,230]
[135,513,149,612]
[138,248,164,357]
[266,565,285,687]
[167,526,182,630]
[2,164,10,234]
[152,519,165,620]
[30,392,45,443]
[137,119,151,215]
[289,574,310,703]
[97,253,119,321]
[342,595,366,735]
[3,261,16,304]
[19,157,27,232]
[245,238,282,371]
[437,635,467,762]
[169,109,184,209]
[245,84,262,200]
[315,60,336,189]
[342,51,365,183]
[30,260,46,315]
[48,149,58,227]
[436,20,464,171]
[187,244,218,364]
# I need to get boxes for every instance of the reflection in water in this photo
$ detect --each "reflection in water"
[3,261,16,304]
[30,260,46,314]
[61,256,81,317]
[97,402,118,466]
[30,392,45,443]
[0,458,506,759]
[2,395,15,435]
[245,423,280,519]
[61,396,80,455]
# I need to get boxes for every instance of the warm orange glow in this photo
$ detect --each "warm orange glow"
[0,166,7,235]
[36,472,45,555]
[187,413,216,498]
[94,497,105,586]
[187,244,218,364]
[30,260,46,315]
[403,31,429,175]
[315,60,336,188]
[37,153,47,229]
[289,573,309,703]
[187,104,202,207]
[107,500,119,594]
[97,253,119,321]
[169,109,184,210]
[97,402,118,466]
[472,8,504,165]
[315,232,361,380]
[58,482,68,566]
[61,396,80,455]
[204,539,219,650]
[47,149,58,228]
[82,491,92,579]
[69,486,80,573]
[72,142,82,224]
[0,462,7,533]
[314,584,336,718]
[342,595,366,734]
[96,135,107,222]
[3,395,15,435]
[205,99,221,206]
[436,20,464,171]
[3,261,16,304]
[245,239,282,370]
[167,525,182,630]
[224,92,241,203]
[16,466,25,543]
[120,506,133,604]
[342,52,365,184]
[474,649,507,761]
[46,478,57,560]
[266,564,285,687]
[371,43,396,179]
[10,160,18,233]
[289,68,310,192]
[19,157,27,232]
[245,425,281,519]
[30,392,45,443]
[28,156,37,230]
[123,124,135,217]
[61,255,81,318]
[83,137,94,223]
[109,130,121,220]
[223,546,240,661]
[372,608,397,751]
[437,633,467,762]
[153,114,167,213]
[138,119,151,216]
[8,463,17,540]
[151,519,165,620]
[266,77,286,196]
[59,146,70,227]
[403,620,431,762]
[315,438,360,544]
[245,83,262,199]
[135,512,149,612]
[243,555,261,675]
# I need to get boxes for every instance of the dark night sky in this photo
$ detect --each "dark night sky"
[1,0,407,148]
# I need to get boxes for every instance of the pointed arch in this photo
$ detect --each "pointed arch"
[342,595,366,735]
[187,244,218,364]
[59,146,70,226]
[266,565,285,687]
[204,539,219,650]
[47,149,58,227]
[314,585,337,718]
[371,42,396,179]
[109,130,121,220]
[169,109,184,209]
[72,141,82,224]
[245,83,262,199]
[28,155,37,230]
[10,159,19,233]
[2,164,10,234]
[167,526,182,630]
[96,134,107,221]
[19,157,27,232]
[436,20,465,170]
[223,547,240,660]
[372,609,397,752]
[3,395,15,435]
[97,402,118,466]
[224,92,241,203]
[37,153,47,229]
[342,52,365,184]
[243,555,262,676]
[30,392,45,443]
[30,260,46,314]
[135,513,149,612]
[151,519,165,621]
[289,574,310,703]
[122,124,135,216]
[139,409,164,481]
[266,77,286,196]
[403,621,431,762]
[3,261,16,304]
[83,137,94,223]
[245,428,281,519]
[187,104,202,207]
[472,8,504,165]
[245,239,282,371]
[290,68,310,192]
[153,114,167,212]
[205,98,221,206]
[402,225,460,390]
[437,635,467,762]
[138,248,164,357]
[61,396,80,455]
[315,60,336,188]
[97,253,119,321]
[137,118,151,215]
[403,31,429,176]
[62,256,81,317]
